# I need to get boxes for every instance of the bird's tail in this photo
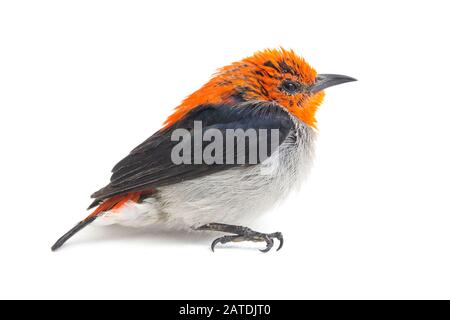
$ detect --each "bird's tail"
[51,192,142,251]
[51,216,97,251]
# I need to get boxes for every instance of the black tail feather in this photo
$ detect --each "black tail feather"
[87,198,101,210]
[51,216,97,251]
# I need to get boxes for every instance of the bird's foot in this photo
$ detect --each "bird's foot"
[195,223,283,253]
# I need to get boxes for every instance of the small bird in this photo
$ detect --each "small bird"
[52,48,356,252]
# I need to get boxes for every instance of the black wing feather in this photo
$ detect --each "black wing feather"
[91,101,294,201]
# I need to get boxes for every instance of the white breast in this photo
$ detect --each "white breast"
[95,120,316,229]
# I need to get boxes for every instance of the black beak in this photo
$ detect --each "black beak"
[311,74,357,94]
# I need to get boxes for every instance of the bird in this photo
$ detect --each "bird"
[51,48,356,252]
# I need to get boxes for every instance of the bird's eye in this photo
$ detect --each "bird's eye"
[281,80,301,94]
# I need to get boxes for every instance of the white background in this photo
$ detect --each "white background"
[1,0,449,299]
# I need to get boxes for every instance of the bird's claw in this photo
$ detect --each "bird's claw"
[211,235,240,252]
[195,223,284,253]
[258,232,283,252]
[207,229,283,253]
[271,232,284,251]
[259,235,274,253]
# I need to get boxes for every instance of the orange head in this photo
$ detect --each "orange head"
[164,48,356,129]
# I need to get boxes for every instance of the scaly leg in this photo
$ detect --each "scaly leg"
[195,223,283,253]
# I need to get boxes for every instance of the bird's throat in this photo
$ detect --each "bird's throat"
[289,91,325,129]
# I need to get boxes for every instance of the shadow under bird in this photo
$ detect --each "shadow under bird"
[52,48,356,252]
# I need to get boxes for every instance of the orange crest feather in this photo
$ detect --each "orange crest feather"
[163,48,323,128]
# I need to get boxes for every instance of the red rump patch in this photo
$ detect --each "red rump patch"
[85,192,142,221]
